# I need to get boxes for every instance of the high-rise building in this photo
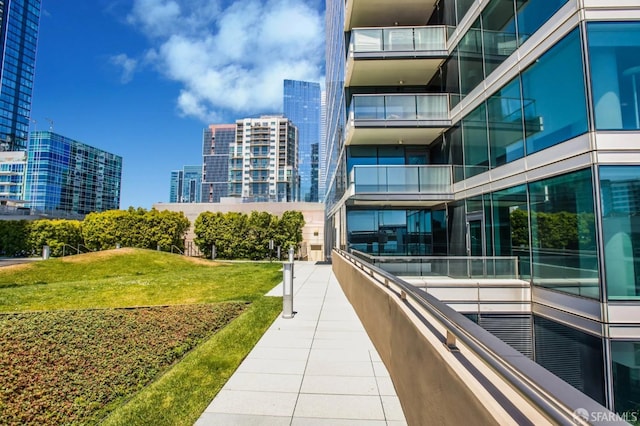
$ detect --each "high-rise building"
[24,131,122,215]
[325,0,640,413]
[0,0,41,152]
[0,151,26,199]
[284,80,321,202]
[319,90,327,202]
[201,124,235,203]
[230,115,297,202]
[169,170,182,203]
[169,165,202,203]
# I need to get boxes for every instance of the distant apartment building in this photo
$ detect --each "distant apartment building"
[0,0,41,152]
[0,151,27,200]
[230,115,297,202]
[24,131,122,215]
[201,124,235,203]
[284,80,321,202]
[169,165,202,203]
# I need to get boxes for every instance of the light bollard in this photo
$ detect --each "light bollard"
[282,262,294,318]
[288,246,294,262]
[211,244,216,260]
[42,245,50,260]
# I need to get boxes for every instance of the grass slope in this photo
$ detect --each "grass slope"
[0,248,282,311]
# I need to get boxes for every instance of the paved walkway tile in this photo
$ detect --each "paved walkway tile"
[195,262,407,426]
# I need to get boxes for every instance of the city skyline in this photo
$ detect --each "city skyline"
[29,0,325,209]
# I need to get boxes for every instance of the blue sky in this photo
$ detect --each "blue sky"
[30,0,325,209]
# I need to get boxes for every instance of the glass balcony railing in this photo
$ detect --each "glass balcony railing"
[351,26,447,53]
[349,94,450,121]
[350,165,453,194]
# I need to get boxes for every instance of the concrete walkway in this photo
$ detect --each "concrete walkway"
[195,261,407,426]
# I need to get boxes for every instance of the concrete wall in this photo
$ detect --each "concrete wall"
[153,201,325,261]
[332,251,499,426]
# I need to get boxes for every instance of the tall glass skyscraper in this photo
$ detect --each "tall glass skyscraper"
[202,124,235,203]
[25,131,122,214]
[284,79,321,202]
[169,165,202,203]
[0,0,40,152]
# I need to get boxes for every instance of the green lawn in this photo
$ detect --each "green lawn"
[0,248,282,311]
[0,248,283,425]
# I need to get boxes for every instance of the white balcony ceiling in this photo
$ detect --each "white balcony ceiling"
[345,0,439,29]
[346,127,445,146]
[346,58,443,87]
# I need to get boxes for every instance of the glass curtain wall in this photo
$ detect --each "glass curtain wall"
[600,166,640,300]
[347,209,437,255]
[587,22,640,131]
[611,341,640,415]
[529,169,599,299]
[491,184,530,278]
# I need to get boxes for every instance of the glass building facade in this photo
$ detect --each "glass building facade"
[283,80,321,202]
[169,165,202,203]
[201,124,235,203]
[0,0,40,151]
[24,131,122,214]
[325,0,640,413]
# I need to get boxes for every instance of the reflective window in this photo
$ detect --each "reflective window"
[482,0,517,76]
[529,169,599,299]
[456,0,475,24]
[487,77,524,167]
[462,101,489,178]
[611,341,640,415]
[491,184,530,278]
[521,28,588,154]
[458,19,484,97]
[588,22,640,130]
[516,0,568,45]
[600,166,640,300]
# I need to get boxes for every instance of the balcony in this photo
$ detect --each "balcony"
[346,26,447,87]
[345,94,451,146]
[345,0,439,30]
[349,165,453,205]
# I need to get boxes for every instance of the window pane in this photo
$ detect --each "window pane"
[521,28,588,154]
[482,0,517,76]
[529,169,599,299]
[516,0,568,45]
[588,22,640,130]
[600,166,640,300]
[491,184,530,278]
[611,341,640,415]
[462,101,489,178]
[487,77,524,167]
[458,19,484,97]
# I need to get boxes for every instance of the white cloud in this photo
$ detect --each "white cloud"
[126,0,324,122]
[110,53,138,84]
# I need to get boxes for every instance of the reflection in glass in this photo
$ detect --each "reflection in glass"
[521,28,588,154]
[487,77,524,167]
[492,184,530,278]
[529,169,598,299]
[482,0,517,76]
[516,0,568,45]
[588,22,640,130]
[459,19,483,97]
[462,102,489,178]
[611,341,640,414]
[600,166,640,300]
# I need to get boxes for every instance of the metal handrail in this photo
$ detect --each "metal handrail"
[171,245,184,255]
[336,249,624,425]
